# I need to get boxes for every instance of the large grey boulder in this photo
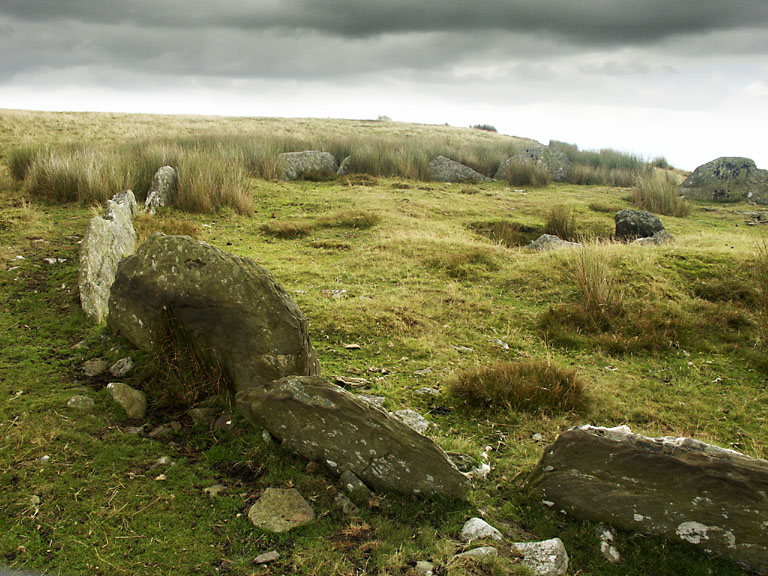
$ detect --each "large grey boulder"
[144,166,177,214]
[429,156,491,183]
[527,425,768,574]
[278,151,338,181]
[495,146,572,182]
[614,209,665,239]
[237,375,470,499]
[78,190,138,324]
[108,234,319,394]
[680,157,768,204]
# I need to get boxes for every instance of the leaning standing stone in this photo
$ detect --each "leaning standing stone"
[144,166,177,214]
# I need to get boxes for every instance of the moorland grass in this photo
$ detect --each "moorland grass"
[544,204,577,241]
[632,171,691,217]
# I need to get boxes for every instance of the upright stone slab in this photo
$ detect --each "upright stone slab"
[78,190,138,324]
[527,425,768,574]
[680,157,768,204]
[108,234,319,394]
[144,166,178,214]
[237,375,470,499]
[278,151,338,181]
[429,156,491,182]
[495,146,572,182]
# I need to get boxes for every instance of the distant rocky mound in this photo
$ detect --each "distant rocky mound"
[495,145,572,182]
[680,157,768,204]
[429,156,491,183]
[279,150,338,181]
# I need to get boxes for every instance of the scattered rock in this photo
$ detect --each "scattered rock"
[356,394,386,408]
[253,550,280,565]
[429,156,491,183]
[528,234,578,251]
[237,375,470,499]
[452,345,474,353]
[633,229,672,245]
[393,409,430,434]
[527,425,768,574]
[78,191,138,324]
[414,560,435,575]
[344,343,361,350]
[203,484,227,498]
[72,340,89,350]
[461,518,503,542]
[106,382,147,420]
[109,357,133,377]
[144,166,178,214]
[532,433,545,442]
[413,368,432,376]
[333,493,358,515]
[496,145,572,182]
[614,209,665,239]
[81,358,109,377]
[278,150,338,181]
[453,546,498,562]
[680,157,768,204]
[415,387,440,396]
[66,395,94,411]
[108,234,319,395]
[511,538,569,576]
[337,155,353,176]
[597,525,621,564]
[187,406,219,426]
[248,488,315,533]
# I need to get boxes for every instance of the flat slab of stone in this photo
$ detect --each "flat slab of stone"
[108,234,319,394]
[429,156,491,182]
[237,375,470,499]
[248,488,314,533]
[527,425,768,574]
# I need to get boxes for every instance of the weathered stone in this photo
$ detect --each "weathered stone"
[495,146,572,182]
[108,234,319,394]
[339,469,373,501]
[81,358,109,377]
[334,493,359,515]
[414,560,435,575]
[447,452,476,473]
[109,357,133,377]
[393,409,430,434]
[461,518,503,542]
[511,538,569,576]
[237,376,470,499]
[278,151,338,181]
[111,189,139,218]
[144,166,178,214]
[78,192,138,324]
[248,488,314,533]
[680,157,768,204]
[356,393,386,408]
[214,414,234,431]
[66,395,95,411]
[597,525,621,564]
[106,382,147,420]
[203,484,227,498]
[633,229,673,246]
[253,550,280,565]
[429,156,491,183]
[528,234,578,251]
[527,425,768,574]
[614,209,665,239]
[337,155,353,176]
[453,546,498,562]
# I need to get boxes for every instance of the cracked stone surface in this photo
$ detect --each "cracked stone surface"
[237,375,469,499]
[527,425,768,574]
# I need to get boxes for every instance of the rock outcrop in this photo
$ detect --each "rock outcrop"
[278,151,338,181]
[527,425,768,574]
[78,190,139,324]
[144,166,177,214]
[108,234,319,394]
[237,375,470,499]
[680,157,768,204]
[614,209,665,239]
[429,156,491,183]
[495,146,572,182]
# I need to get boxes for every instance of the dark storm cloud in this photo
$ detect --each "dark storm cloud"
[1,1,768,84]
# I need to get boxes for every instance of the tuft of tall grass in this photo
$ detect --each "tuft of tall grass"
[176,148,253,215]
[544,205,577,241]
[569,242,623,328]
[448,360,586,413]
[505,159,552,187]
[470,221,541,248]
[755,240,768,343]
[631,172,691,217]
[7,145,41,181]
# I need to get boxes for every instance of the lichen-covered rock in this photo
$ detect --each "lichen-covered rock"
[144,166,177,214]
[337,155,353,176]
[78,191,138,324]
[527,425,768,574]
[680,157,768,204]
[528,234,578,251]
[495,146,572,182]
[108,234,319,394]
[429,156,491,183]
[461,518,503,542]
[511,538,569,576]
[237,375,470,499]
[106,382,147,419]
[278,151,338,181]
[614,209,665,239]
[247,488,314,533]
[67,395,95,411]
[633,229,673,246]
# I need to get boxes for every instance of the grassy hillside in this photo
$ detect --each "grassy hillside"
[0,109,766,575]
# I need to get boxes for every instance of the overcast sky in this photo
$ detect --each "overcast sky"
[2,1,767,170]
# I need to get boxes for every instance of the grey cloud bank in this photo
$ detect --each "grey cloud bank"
[1,1,767,170]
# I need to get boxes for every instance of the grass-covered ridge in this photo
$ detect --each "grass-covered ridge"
[0,109,765,576]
